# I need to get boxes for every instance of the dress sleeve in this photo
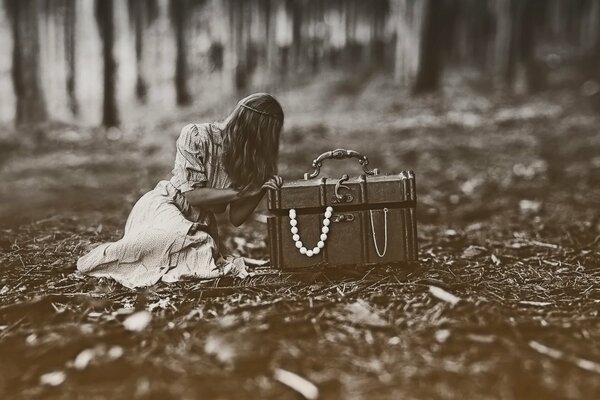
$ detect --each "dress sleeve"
[170,124,209,193]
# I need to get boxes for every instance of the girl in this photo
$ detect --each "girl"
[77,93,284,288]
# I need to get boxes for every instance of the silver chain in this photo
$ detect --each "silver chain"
[369,208,389,258]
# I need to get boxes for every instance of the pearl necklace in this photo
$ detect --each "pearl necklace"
[289,206,333,257]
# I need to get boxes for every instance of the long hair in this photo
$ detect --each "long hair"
[221,93,284,191]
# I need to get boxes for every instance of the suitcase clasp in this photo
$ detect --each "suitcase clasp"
[333,174,353,203]
[331,213,355,223]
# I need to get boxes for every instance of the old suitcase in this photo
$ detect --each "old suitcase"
[266,149,417,270]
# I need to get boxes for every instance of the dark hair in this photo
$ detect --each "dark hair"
[222,93,284,191]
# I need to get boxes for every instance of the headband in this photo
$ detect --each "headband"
[240,103,280,120]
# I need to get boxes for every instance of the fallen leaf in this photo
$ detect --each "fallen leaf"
[435,329,451,343]
[204,334,236,365]
[429,286,461,306]
[491,254,501,265]
[87,311,103,320]
[108,346,124,360]
[51,302,67,313]
[113,307,135,316]
[519,199,542,214]
[71,345,124,370]
[148,297,172,311]
[273,368,319,400]
[123,311,152,332]
[529,340,563,359]
[444,229,458,237]
[462,245,487,259]
[466,333,495,343]
[529,340,600,374]
[40,371,66,386]
[73,349,96,370]
[339,300,388,327]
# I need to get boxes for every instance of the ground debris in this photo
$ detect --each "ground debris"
[2,92,600,399]
[123,311,152,332]
[39,371,66,386]
[428,286,461,305]
[273,368,319,400]
[529,341,600,374]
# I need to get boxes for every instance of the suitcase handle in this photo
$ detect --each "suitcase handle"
[303,149,380,180]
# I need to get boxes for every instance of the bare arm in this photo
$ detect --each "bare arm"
[229,190,265,227]
[228,176,283,227]
[183,187,241,208]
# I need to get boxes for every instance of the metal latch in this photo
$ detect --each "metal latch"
[332,174,354,203]
[331,213,355,223]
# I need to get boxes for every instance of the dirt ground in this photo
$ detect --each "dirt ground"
[1,78,600,399]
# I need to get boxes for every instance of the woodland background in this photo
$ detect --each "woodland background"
[1,1,600,400]
[1,0,600,127]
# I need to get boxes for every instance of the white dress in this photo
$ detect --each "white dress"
[77,123,245,288]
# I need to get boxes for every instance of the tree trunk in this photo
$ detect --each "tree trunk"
[413,0,449,93]
[260,0,277,72]
[64,0,78,115]
[288,0,302,67]
[95,0,119,127]
[492,0,512,88]
[393,0,425,85]
[128,0,147,102]
[344,0,361,66]
[503,0,546,92]
[370,0,388,66]
[229,0,248,91]
[6,0,49,125]
[307,0,324,74]
[518,0,546,92]
[170,0,192,105]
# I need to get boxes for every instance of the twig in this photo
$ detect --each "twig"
[273,368,319,400]
[0,317,26,340]
[529,340,600,374]
[528,240,559,249]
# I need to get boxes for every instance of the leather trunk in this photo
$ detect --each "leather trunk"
[266,149,417,270]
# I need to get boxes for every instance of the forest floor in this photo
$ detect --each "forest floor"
[1,77,600,399]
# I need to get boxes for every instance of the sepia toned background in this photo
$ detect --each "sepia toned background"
[1,0,599,127]
[1,1,600,399]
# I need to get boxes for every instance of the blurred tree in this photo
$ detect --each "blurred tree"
[393,0,424,85]
[208,42,224,72]
[453,0,494,72]
[491,0,511,88]
[229,0,250,91]
[414,0,457,93]
[128,0,159,103]
[518,0,547,92]
[170,0,193,105]
[306,0,325,73]
[287,0,302,67]
[5,0,49,125]
[259,0,277,72]
[64,0,78,115]
[95,0,119,127]
[344,0,362,66]
[369,0,389,66]
[4,0,600,126]
[503,0,547,92]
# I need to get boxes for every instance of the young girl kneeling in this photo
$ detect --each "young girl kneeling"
[77,93,284,288]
